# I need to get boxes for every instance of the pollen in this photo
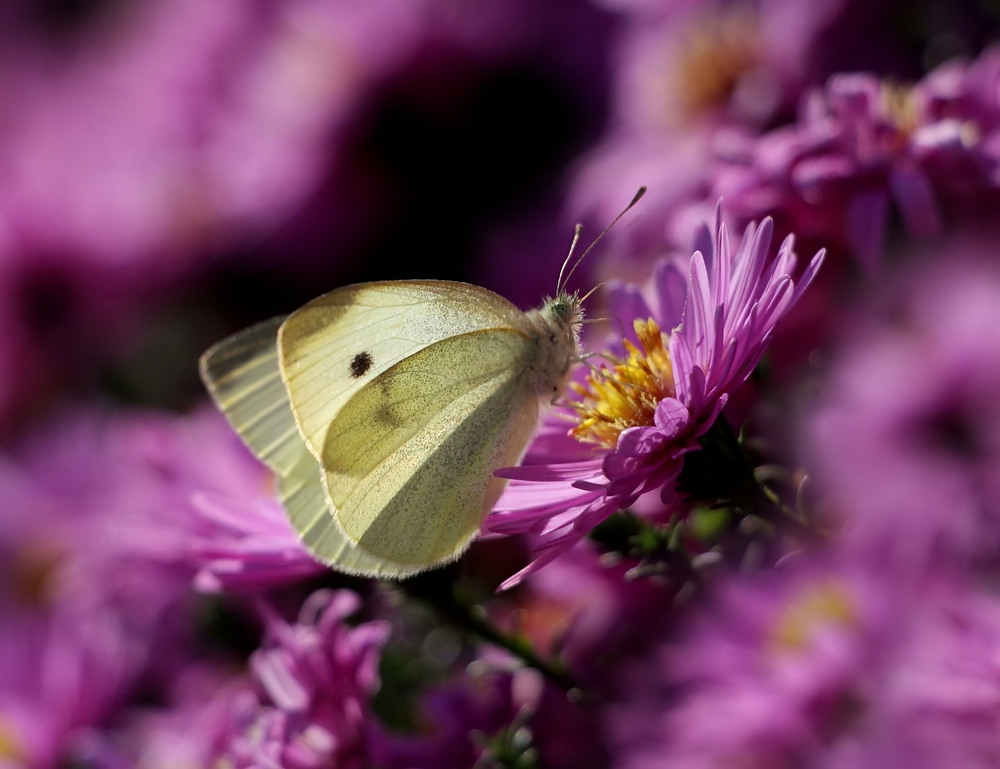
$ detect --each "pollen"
[878,81,922,155]
[0,717,23,761]
[673,5,762,121]
[769,580,857,653]
[879,80,980,150]
[10,543,62,608]
[569,318,675,447]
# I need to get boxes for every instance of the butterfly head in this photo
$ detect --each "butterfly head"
[528,187,644,400]
[547,290,583,325]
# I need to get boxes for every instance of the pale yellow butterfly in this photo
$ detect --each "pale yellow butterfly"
[199,189,644,579]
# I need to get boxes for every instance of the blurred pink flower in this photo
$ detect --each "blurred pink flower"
[569,0,849,264]
[0,403,284,764]
[190,491,326,593]
[705,47,1000,267]
[0,607,143,769]
[213,589,389,769]
[0,402,295,752]
[806,248,1000,572]
[1,407,206,617]
[485,206,823,588]
[607,558,1000,769]
[116,664,246,769]
[0,0,432,267]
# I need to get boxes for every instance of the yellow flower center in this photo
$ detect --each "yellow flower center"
[879,81,919,137]
[569,318,674,447]
[673,5,763,120]
[879,80,980,150]
[9,542,62,609]
[769,579,858,653]
[0,718,24,761]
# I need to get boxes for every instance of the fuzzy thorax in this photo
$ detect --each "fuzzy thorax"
[524,291,584,398]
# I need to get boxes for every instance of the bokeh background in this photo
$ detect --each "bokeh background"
[5,1,1000,767]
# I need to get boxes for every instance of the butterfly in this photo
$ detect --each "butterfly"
[199,188,643,579]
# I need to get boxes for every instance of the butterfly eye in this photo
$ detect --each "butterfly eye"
[552,301,572,320]
[350,351,374,378]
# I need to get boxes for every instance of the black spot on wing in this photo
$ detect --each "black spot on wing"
[350,351,374,378]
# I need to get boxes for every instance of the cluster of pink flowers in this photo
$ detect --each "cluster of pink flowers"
[4,0,1000,766]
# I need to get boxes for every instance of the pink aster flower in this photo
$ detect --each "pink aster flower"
[0,406,237,626]
[607,557,896,769]
[704,46,1000,268]
[485,205,824,589]
[213,589,389,769]
[190,490,327,593]
[0,400,330,727]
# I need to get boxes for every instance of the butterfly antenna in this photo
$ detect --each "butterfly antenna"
[579,280,609,305]
[556,223,584,296]
[558,186,646,294]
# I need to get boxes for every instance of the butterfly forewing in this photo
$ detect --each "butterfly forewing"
[319,328,541,568]
[278,281,533,462]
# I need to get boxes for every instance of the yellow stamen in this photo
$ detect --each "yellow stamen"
[879,81,919,136]
[0,719,23,761]
[10,543,62,608]
[769,579,857,653]
[880,80,980,150]
[570,318,674,447]
[673,5,762,120]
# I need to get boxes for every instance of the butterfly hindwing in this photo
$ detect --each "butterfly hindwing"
[200,317,415,577]
[319,328,542,568]
[199,317,305,476]
[277,449,419,577]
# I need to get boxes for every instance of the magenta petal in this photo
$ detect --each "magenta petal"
[616,425,669,456]
[493,476,603,513]
[496,458,604,481]
[652,257,690,331]
[602,450,641,480]
[653,398,690,436]
[847,188,889,271]
[889,164,942,238]
[608,283,655,345]
[253,651,309,713]
[606,474,646,497]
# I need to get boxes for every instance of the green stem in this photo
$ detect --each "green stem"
[403,570,579,693]
[450,587,579,692]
